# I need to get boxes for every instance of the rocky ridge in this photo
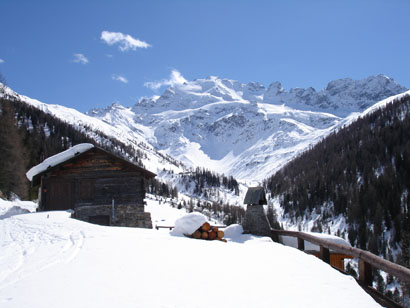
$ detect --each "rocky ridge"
[88,75,407,181]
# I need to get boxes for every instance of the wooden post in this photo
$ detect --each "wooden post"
[271,230,280,243]
[297,237,305,251]
[359,259,373,286]
[320,246,330,264]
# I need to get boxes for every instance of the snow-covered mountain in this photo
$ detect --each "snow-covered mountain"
[88,74,407,182]
[0,85,185,177]
[2,75,407,184]
[264,75,406,116]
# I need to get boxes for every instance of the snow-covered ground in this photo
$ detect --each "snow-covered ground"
[0,198,38,219]
[0,199,381,308]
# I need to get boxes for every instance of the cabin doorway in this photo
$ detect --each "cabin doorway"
[44,179,74,211]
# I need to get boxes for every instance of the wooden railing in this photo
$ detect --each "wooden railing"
[271,229,410,307]
[155,225,227,230]
[156,225,410,284]
[155,225,175,230]
[156,224,408,305]
[271,229,410,284]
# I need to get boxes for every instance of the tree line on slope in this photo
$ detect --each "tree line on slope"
[185,167,239,196]
[265,94,410,301]
[0,96,174,200]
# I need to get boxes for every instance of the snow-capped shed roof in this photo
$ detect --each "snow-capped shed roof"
[243,187,267,205]
[26,143,95,182]
[26,143,156,185]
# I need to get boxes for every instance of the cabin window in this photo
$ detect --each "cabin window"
[78,179,94,201]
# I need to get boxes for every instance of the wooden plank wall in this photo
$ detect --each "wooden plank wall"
[42,149,146,209]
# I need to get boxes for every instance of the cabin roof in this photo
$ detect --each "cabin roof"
[27,143,156,186]
[26,143,95,181]
[243,187,267,205]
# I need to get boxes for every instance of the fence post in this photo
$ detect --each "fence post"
[297,237,305,251]
[359,259,373,286]
[270,230,280,243]
[320,246,330,264]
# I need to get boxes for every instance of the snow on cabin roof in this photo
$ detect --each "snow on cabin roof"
[26,143,94,181]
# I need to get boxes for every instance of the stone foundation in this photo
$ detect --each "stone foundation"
[74,204,152,229]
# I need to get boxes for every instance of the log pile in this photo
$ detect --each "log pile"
[190,222,226,242]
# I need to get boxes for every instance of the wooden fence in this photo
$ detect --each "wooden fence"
[271,229,410,308]
[155,225,226,230]
[156,224,409,306]
[271,229,410,285]
[157,225,410,284]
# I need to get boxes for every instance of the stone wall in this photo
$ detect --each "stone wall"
[242,204,272,237]
[74,204,152,229]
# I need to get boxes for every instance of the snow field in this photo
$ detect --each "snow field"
[0,199,381,308]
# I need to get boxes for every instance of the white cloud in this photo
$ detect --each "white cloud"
[72,53,89,64]
[112,74,128,84]
[144,70,188,90]
[0,59,4,63]
[101,31,151,51]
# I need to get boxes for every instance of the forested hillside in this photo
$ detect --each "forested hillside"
[0,95,151,199]
[265,94,410,299]
[0,94,247,226]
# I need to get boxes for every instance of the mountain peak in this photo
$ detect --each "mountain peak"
[132,74,407,117]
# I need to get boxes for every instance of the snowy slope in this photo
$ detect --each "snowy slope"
[0,201,381,308]
[1,86,185,178]
[89,75,407,182]
[1,75,407,184]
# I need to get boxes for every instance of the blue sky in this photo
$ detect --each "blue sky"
[1,0,409,112]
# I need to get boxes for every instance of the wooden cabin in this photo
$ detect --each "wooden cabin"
[29,145,156,228]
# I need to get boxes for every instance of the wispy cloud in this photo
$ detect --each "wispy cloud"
[112,74,128,84]
[0,59,4,64]
[101,31,151,51]
[144,70,187,90]
[72,53,89,64]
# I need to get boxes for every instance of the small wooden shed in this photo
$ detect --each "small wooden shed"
[28,144,156,228]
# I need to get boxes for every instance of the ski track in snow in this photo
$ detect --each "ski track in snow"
[0,214,85,290]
